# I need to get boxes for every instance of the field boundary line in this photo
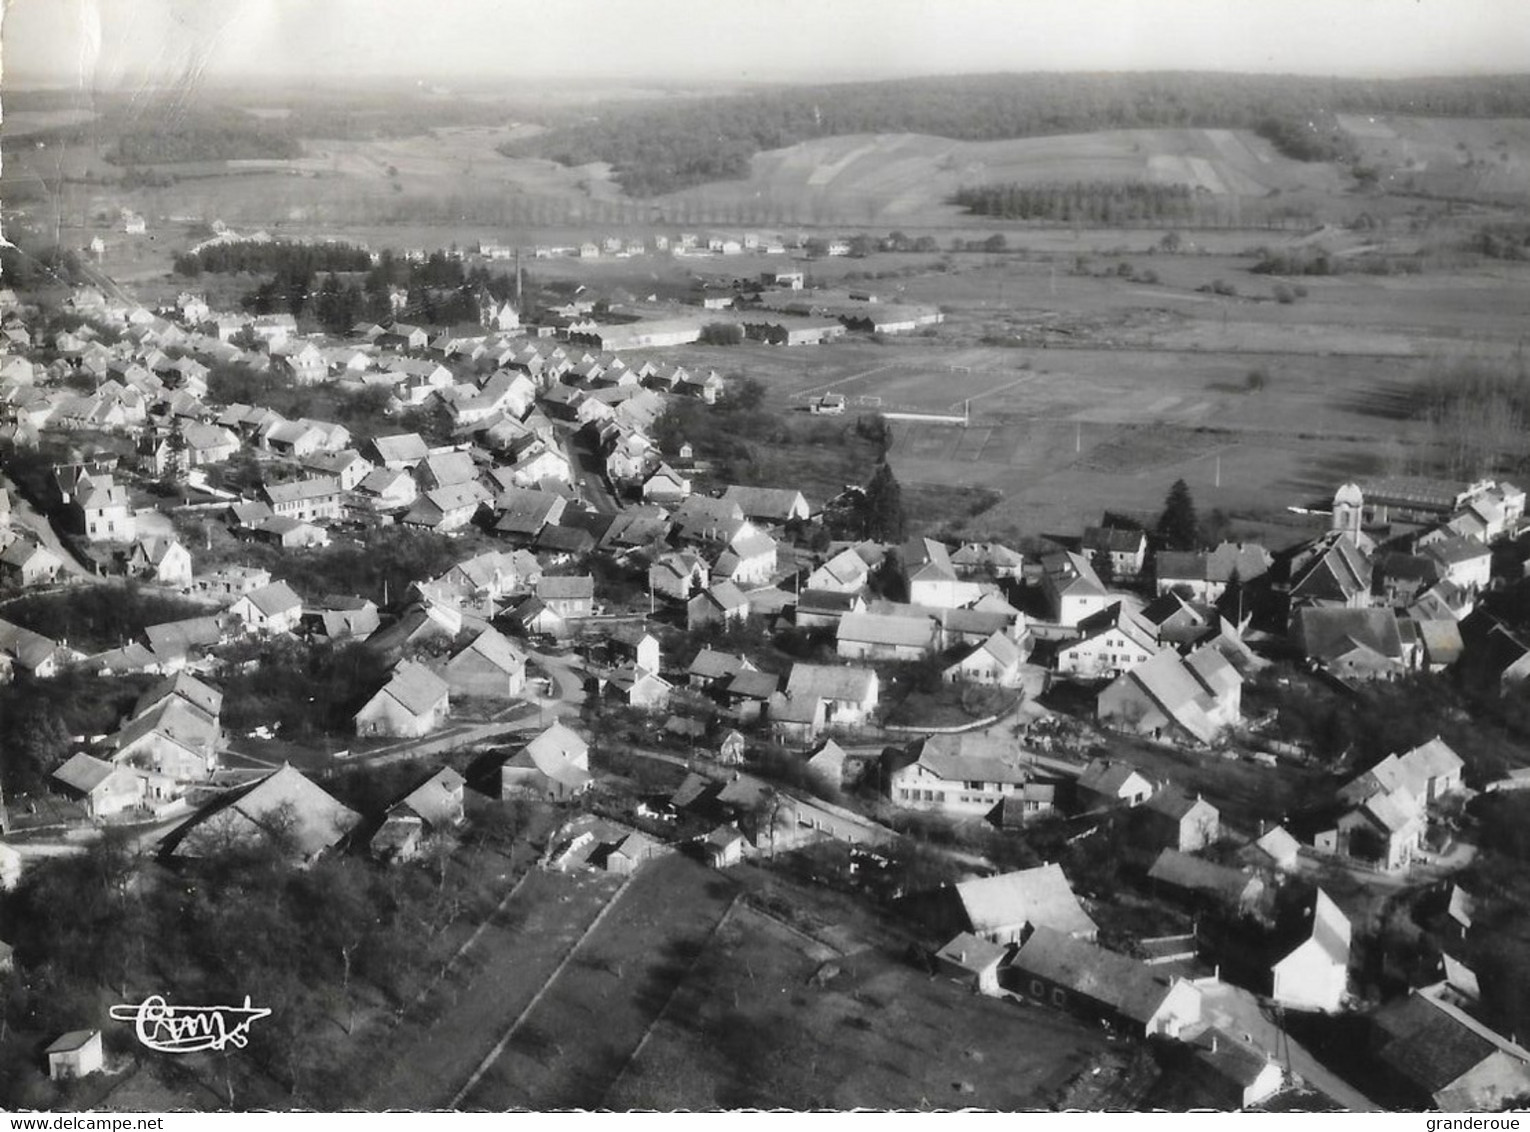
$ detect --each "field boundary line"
[795,363,899,399]
[449,872,633,1109]
[405,862,535,1014]
[601,891,744,1104]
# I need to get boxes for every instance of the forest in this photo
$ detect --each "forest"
[504,71,1530,196]
[951,181,1195,223]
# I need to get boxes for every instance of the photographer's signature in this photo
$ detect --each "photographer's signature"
[110,994,271,1053]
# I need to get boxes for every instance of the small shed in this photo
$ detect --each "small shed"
[47,1030,104,1080]
[934,932,1009,995]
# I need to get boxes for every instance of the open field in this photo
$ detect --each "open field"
[653,128,1353,226]
[605,901,1112,1109]
[1342,114,1530,200]
[355,865,622,1109]
[457,853,738,1110]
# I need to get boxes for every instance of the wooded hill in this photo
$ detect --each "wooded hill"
[504,71,1530,196]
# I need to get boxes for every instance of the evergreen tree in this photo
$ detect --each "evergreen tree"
[1157,478,1201,552]
[1090,546,1115,587]
[864,462,907,542]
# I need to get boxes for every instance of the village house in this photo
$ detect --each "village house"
[886,733,1032,816]
[1136,789,1221,853]
[501,722,592,801]
[260,476,344,524]
[352,466,419,513]
[933,932,1010,996]
[943,629,1025,686]
[1041,551,1113,627]
[1148,850,1266,916]
[445,626,526,700]
[370,766,466,864]
[1371,984,1530,1111]
[783,663,879,728]
[402,482,490,532]
[946,863,1100,944]
[166,764,360,866]
[248,516,330,549]
[0,539,64,587]
[354,660,451,738]
[902,537,985,609]
[1008,927,1202,1040]
[1082,525,1149,580]
[805,546,874,593]
[836,610,937,661]
[370,432,431,470]
[1096,645,1243,746]
[536,574,595,618]
[688,581,750,630]
[51,753,146,819]
[720,485,812,525]
[1271,888,1351,1013]
[228,580,304,635]
[108,671,223,784]
[1077,758,1155,811]
[650,551,709,602]
[126,535,193,587]
[76,476,135,542]
[1155,542,1273,603]
[1055,602,1162,679]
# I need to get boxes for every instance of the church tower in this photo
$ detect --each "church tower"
[1331,482,1364,538]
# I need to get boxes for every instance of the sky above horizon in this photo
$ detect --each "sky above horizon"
[5,0,1530,90]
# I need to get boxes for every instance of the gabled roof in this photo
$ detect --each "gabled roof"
[239,581,303,618]
[371,433,430,464]
[1143,788,1216,823]
[1012,927,1194,1027]
[1078,758,1153,798]
[52,752,119,794]
[1373,988,1530,1097]
[1148,850,1259,903]
[837,611,935,650]
[375,660,450,717]
[1254,825,1301,865]
[451,626,525,675]
[1070,601,1161,654]
[536,574,594,601]
[1295,607,1404,665]
[906,733,1031,787]
[1082,525,1146,555]
[394,766,465,828]
[720,484,809,520]
[170,763,360,860]
[954,863,1098,938]
[785,663,876,703]
[134,671,222,720]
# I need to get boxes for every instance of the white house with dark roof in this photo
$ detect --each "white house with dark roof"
[1056,602,1163,679]
[354,660,451,738]
[1041,550,1113,626]
[167,763,360,865]
[805,546,872,594]
[371,766,466,863]
[783,663,879,726]
[227,580,304,635]
[836,610,937,661]
[943,629,1024,686]
[951,863,1099,944]
[501,721,592,801]
[888,733,1032,815]
[720,485,811,524]
[1096,645,1242,746]
[1009,926,1201,1039]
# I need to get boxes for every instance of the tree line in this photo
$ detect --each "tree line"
[952,181,1195,223]
[506,71,1530,197]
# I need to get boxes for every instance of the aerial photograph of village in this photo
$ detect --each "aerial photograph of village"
[4,0,1530,1116]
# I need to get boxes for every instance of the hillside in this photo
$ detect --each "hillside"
[650,129,1353,226]
[506,71,1530,197]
